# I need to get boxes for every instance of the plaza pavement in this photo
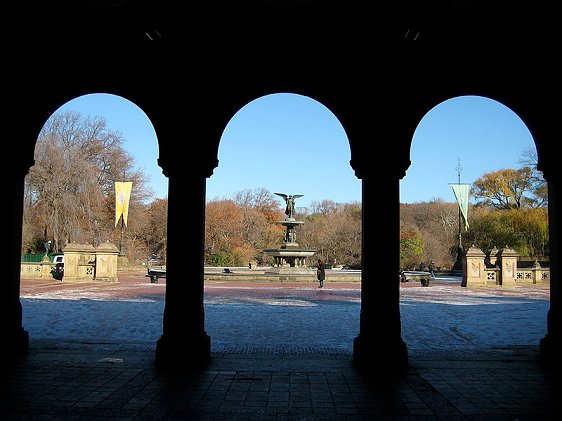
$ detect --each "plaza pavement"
[1,272,560,420]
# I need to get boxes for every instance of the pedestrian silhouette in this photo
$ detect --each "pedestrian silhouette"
[317,258,326,288]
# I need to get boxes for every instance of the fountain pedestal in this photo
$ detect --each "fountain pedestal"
[264,218,317,274]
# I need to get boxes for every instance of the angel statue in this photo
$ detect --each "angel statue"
[274,193,303,220]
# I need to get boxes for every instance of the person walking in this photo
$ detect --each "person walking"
[316,258,326,288]
[429,260,436,277]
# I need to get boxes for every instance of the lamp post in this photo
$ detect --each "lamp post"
[453,159,464,271]
[119,214,126,256]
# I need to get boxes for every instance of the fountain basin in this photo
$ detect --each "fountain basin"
[264,247,317,274]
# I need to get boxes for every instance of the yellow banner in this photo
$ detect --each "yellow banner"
[115,181,133,227]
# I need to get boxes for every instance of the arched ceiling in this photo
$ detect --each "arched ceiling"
[12,1,556,44]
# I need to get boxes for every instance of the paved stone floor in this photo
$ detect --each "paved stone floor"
[2,273,560,420]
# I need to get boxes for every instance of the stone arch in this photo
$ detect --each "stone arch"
[405,93,540,198]
[402,93,546,338]
[210,91,358,198]
[5,38,561,373]
[29,92,164,253]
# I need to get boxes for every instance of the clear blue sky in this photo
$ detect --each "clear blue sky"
[56,93,536,208]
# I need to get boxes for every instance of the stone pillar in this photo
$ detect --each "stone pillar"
[62,242,96,281]
[3,159,31,356]
[498,246,518,287]
[41,254,53,278]
[531,260,542,285]
[462,245,487,287]
[540,172,561,366]
[155,157,212,369]
[352,161,408,373]
[94,241,120,282]
[62,242,80,280]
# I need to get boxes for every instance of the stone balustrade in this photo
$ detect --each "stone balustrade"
[463,245,550,287]
[20,241,120,282]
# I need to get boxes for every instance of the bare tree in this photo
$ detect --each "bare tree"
[132,198,167,263]
[518,147,548,207]
[400,200,459,269]
[299,201,361,267]
[23,111,154,254]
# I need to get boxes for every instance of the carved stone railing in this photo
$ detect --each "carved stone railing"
[20,255,53,279]
[20,241,120,282]
[516,268,550,285]
[463,245,550,287]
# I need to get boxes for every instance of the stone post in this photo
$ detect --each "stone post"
[462,245,487,287]
[531,260,542,285]
[41,254,53,278]
[62,242,96,281]
[94,241,120,282]
[61,242,80,280]
[498,246,518,287]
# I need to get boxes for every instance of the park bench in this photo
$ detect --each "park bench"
[146,266,166,283]
[399,270,432,286]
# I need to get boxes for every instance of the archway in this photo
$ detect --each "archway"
[20,93,167,349]
[204,92,362,354]
[400,95,548,357]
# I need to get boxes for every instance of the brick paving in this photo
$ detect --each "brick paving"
[3,271,559,420]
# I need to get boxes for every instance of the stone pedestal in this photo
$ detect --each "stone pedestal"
[462,245,487,287]
[498,246,518,287]
[95,241,120,282]
[62,242,96,281]
[40,254,53,278]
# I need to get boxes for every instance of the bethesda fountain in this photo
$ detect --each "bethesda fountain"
[264,193,317,274]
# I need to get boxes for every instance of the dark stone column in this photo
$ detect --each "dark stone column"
[352,168,408,373]
[540,175,561,367]
[3,162,31,356]
[155,162,211,369]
